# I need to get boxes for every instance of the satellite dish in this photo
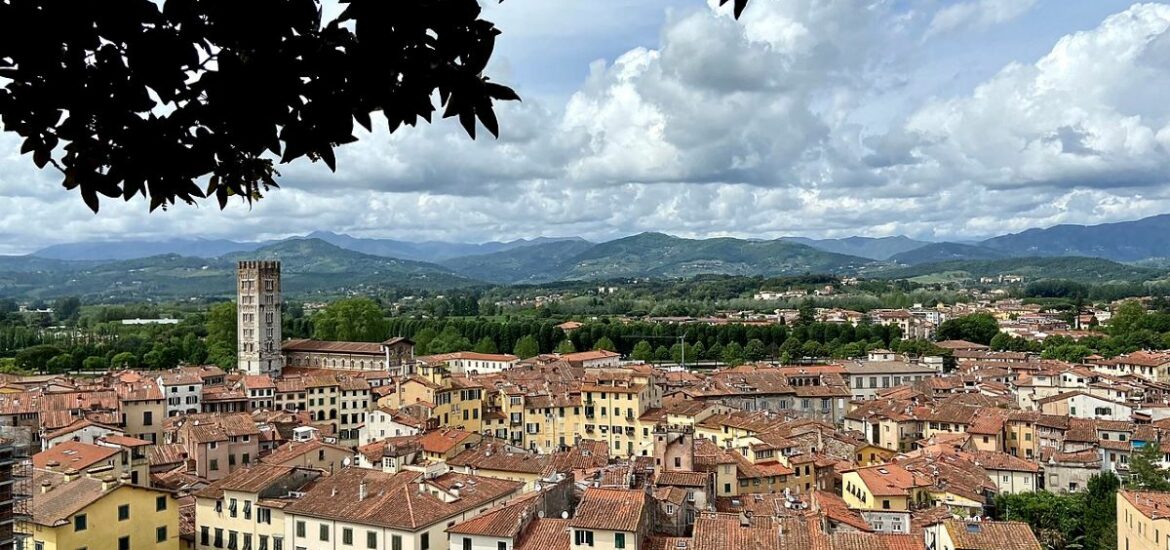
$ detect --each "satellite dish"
[561,511,569,519]
[343,457,351,467]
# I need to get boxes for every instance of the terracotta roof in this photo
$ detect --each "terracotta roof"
[418,427,477,455]
[1121,490,1170,520]
[824,532,925,550]
[655,471,710,488]
[98,434,153,448]
[514,518,570,550]
[691,513,807,550]
[447,491,541,537]
[30,469,121,526]
[261,439,349,466]
[815,490,870,532]
[569,487,647,532]
[965,450,1040,473]
[283,339,387,355]
[942,519,1041,550]
[447,444,550,474]
[148,443,189,467]
[194,464,299,499]
[853,464,931,496]
[283,468,523,530]
[34,441,119,472]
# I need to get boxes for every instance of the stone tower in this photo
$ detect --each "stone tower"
[237,260,284,376]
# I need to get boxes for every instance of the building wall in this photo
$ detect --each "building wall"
[1118,493,1170,550]
[24,484,180,550]
[121,398,165,444]
[195,489,287,550]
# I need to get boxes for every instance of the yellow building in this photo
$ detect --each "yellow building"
[841,463,930,511]
[1119,490,1170,550]
[194,464,323,550]
[22,467,181,550]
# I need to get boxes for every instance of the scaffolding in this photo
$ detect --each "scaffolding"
[0,427,33,550]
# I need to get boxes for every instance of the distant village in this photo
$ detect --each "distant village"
[2,261,1169,550]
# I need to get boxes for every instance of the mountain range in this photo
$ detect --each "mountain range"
[5,214,1170,299]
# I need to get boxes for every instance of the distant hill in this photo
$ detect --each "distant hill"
[781,235,929,260]
[439,239,596,284]
[872,256,1164,284]
[32,232,587,263]
[0,239,477,301]
[559,233,872,280]
[888,242,1009,265]
[978,214,1170,262]
[32,238,267,261]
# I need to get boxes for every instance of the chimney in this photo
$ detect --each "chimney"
[40,480,52,494]
[62,468,80,482]
[101,474,117,491]
[359,481,367,501]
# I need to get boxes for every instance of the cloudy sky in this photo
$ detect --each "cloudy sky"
[4,0,1170,253]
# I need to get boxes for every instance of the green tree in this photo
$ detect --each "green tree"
[554,340,577,354]
[995,490,1085,550]
[45,353,73,374]
[110,352,139,370]
[1129,442,1170,491]
[722,341,745,366]
[313,298,388,342]
[473,336,499,354]
[631,341,654,362]
[1083,473,1119,550]
[82,356,108,372]
[936,313,1000,345]
[15,345,63,372]
[653,345,671,362]
[426,326,473,354]
[1111,300,1147,335]
[593,336,617,352]
[989,332,1012,351]
[744,339,767,362]
[53,296,82,322]
[205,301,238,369]
[512,335,540,359]
[797,299,816,325]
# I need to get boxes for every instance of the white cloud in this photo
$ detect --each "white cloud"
[924,0,1039,39]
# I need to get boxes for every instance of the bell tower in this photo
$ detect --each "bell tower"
[237,260,284,375]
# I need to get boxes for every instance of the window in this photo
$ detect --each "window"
[421,533,430,550]
[259,507,272,524]
[118,537,130,550]
[144,411,153,426]
[229,531,238,550]
[274,537,283,550]
[615,533,626,549]
[320,524,330,542]
[296,521,306,538]
[215,528,224,548]
[118,504,130,521]
[157,495,168,511]
[158,526,168,543]
[574,530,595,547]
[229,498,238,518]
[392,534,402,550]
[882,500,891,510]
[210,458,219,471]
[463,538,472,550]
[367,532,377,549]
[202,527,210,546]
[74,514,87,531]
[260,536,269,550]
[343,528,353,545]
